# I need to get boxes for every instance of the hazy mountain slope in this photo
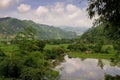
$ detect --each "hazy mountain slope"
[0,17,77,39]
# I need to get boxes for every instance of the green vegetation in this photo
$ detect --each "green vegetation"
[80,24,110,44]
[0,27,66,80]
[68,52,114,59]
[87,0,120,63]
[44,44,115,59]
[87,0,120,28]
[0,0,120,79]
[45,44,68,50]
[0,17,77,40]
[105,74,120,80]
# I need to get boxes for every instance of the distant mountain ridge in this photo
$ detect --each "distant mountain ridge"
[0,17,77,40]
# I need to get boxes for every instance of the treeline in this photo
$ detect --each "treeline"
[45,39,76,45]
[67,43,115,54]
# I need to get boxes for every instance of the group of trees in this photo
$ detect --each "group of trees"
[45,39,76,45]
[87,0,120,62]
[0,27,66,80]
[67,43,115,54]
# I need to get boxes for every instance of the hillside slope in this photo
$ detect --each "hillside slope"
[80,24,110,44]
[0,17,77,39]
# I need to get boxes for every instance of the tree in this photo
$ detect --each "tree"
[0,48,6,61]
[36,40,46,52]
[87,0,120,38]
[87,0,120,26]
[87,0,120,62]
[0,58,21,79]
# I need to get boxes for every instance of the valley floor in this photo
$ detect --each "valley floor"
[45,44,114,60]
[68,52,114,59]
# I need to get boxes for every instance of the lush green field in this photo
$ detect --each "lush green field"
[0,44,115,60]
[45,44,115,59]
[68,51,114,59]
[45,44,69,50]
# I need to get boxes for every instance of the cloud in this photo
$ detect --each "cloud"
[17,4,31,13]
[33,3,93,27]
[8,2,93,28]
[35,6,48,16]
[58,56,102,80]
[0,0,19,9]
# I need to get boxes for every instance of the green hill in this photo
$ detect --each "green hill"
[80,24,111,44]
[0,17,77,40]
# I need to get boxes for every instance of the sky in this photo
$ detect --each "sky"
[0,0,94,28]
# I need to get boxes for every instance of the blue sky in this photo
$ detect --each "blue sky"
[20,0,87,8]
[0,0,93,28]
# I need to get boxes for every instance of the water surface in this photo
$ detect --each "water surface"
[56,55,120,80]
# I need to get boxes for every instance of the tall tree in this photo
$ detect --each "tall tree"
[87,0,120,25]
[87,0,120,34]
[87,0,120,62]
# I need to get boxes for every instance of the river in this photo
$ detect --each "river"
[55,55,120,80]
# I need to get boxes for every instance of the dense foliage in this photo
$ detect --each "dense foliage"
[80,24,110,44]
[87,0,120,40]
[87,0,120,63]
[67,43,115,54]
[0,27,66,80]
[87,0,120,27]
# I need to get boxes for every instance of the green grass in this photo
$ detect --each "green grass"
[45,44,115,59]
[45,44,68,50]
[1,44,115,60]
[68,51,114,59]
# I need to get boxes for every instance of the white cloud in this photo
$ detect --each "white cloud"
[35,6,48,16]
[33,3,93,27]
[66,4,80,13]
[0,0,19,9]
[8,3,93,28]
[17,4,31,13]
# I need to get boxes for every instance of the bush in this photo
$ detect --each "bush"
[101,45,114,54]
[67,44,88,52]
[0,49,6,61]
[0,58,21,78]
[45,47,65,60]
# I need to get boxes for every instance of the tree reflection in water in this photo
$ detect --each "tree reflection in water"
[105,74,120,80]
[97,59,104,69]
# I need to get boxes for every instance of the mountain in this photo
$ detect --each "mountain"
[60,26,88,35]
[0,17,77,39]
[80,24,110,44]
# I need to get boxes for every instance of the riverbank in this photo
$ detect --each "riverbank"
[1,44,115,60]
[68,51,114,59]
[45,44,115,59]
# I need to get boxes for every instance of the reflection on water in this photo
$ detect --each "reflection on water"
[97,59,104,69]
[56,55,120,80]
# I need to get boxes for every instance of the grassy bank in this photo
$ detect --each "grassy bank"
[68,51,114,59]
